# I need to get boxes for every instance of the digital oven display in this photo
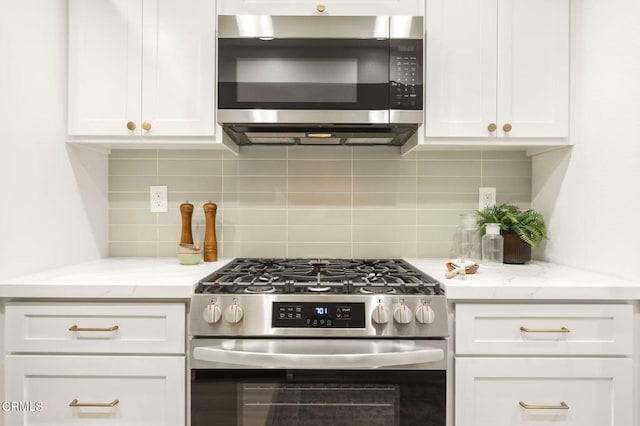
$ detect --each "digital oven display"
[272,302,366,328]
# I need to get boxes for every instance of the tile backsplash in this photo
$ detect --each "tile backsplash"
[109,147,531,258]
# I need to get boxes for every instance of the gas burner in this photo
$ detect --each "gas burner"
[244,286,277,294]
[248,264,283,273]
[357,265,390,275]
[360,286,397,294]
[307,286,331,293]
[308,260,330,267]
[256,273,279,283]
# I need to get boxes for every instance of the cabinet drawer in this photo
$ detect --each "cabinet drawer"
[455,304,633,355]
[455,357,632,426]
[4,355,185,426]
[5,302,185,354]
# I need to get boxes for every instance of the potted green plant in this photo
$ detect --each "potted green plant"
[477,203,548,264]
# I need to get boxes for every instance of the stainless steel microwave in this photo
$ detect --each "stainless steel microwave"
[216,15,424,147]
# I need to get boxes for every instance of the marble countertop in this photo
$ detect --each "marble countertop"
[407,258,640,301]
[0,257,233,299]
[1,257,639,301]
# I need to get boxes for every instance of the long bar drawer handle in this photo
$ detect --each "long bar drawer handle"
[520,326,570,333]
[69,399,119,408]
[68,325,119,332]
[519,401,569,410]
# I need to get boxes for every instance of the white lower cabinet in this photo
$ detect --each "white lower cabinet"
[4,356,184,426]
[454,303,634,426]
[5,302,185,354]
[455,357,632,426]
[3,302,187,426]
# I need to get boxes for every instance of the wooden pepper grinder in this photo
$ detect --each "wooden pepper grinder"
[203,202,218,262]
[179,201,194,245]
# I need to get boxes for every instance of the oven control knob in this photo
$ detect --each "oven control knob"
[203,303,222,324]
[224,303,244,324]
[371,304,389,325]
[415,304,435,324]
[393,304,413,324]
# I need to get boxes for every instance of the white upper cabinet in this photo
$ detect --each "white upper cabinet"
[425,0,569,139]
[68,0,215,138]
[217,0,423,16]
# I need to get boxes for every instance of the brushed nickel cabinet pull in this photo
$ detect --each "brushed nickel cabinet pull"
[520,326,570,333]
[519,401,569,410]
[69,399,119,408]
[68,325,119,332]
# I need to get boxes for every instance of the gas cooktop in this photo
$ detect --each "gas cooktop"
[191,258,447,338]
[195,258,443,296]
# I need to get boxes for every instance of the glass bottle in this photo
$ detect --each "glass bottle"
[482,223,504,266]
[456,213,481,279]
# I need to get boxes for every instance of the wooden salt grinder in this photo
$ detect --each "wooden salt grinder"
[203,202,218,262]
[179,202,194,244]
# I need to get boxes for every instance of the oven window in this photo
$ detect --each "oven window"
[241,383,398,426]
[218,39,389,110]
[191,370,445,426]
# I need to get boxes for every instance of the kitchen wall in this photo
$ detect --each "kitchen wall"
[0,0,108,280]
[532,0,640,281]
[109,147,532,259]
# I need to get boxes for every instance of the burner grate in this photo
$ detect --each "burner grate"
[196,258,442,295]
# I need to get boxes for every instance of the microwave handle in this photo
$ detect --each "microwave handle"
[193,340,443,369]
[218,15,390,39]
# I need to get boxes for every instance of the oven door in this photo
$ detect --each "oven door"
[190,339,446,426]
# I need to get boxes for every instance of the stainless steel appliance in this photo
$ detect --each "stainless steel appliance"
[216,16,423,147]
[189,258,448,426]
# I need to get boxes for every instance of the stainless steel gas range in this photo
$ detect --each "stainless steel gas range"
[189,258,448,426]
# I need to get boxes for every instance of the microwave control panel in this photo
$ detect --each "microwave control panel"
[390,39,423,109]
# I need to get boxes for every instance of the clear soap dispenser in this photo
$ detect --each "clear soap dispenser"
[482,223,504,266]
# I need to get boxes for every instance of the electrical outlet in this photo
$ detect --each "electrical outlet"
[150,185,168,213]
[478,187,496,211]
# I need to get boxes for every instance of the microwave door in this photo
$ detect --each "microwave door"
[217,38,390,120]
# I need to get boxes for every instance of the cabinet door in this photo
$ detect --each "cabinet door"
[425,0,497,137]
[425,0,569,140]
[4,356,185,426]
[455,357,632,426]
[68,0,142,136]
[496,0,569,137]
[142,0,215,136]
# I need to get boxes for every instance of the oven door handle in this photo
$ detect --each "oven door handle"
[192,339,444,369]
